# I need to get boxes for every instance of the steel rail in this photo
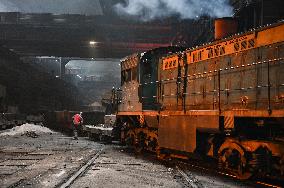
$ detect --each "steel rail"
[59,146,105,188]
[176,165,202,188]
[177,160,283,188]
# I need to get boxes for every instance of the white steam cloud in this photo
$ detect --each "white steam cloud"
[114,0,233,20]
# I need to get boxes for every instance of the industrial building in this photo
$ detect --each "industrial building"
[0,0,283,187]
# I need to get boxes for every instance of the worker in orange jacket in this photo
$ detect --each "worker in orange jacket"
[72,112,83,140]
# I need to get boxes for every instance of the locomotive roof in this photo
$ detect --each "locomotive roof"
[120,53,140,63]
[120,46,185,61]
[140,46,185,60]
[120,20,283,65]
[163,20,284,60]
[188,20,283,51]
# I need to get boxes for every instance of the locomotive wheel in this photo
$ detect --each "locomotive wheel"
[134,132,146,154]
[125,130,144,153]
[125,130,135,147]
[219,147,252,180]
[134,143,144,154]
[156,148,169,160]
[148,137,158,152]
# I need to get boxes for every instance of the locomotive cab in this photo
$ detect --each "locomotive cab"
[139,47,185,110]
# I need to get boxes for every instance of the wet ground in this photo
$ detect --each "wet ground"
[0,124,254,188]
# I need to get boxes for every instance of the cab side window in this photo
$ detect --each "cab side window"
[131,67,137,81]
[121,70,126,85]
[126,69,132,82]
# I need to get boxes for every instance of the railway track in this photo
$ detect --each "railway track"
[59,146,105,188]
[176,165,203,188]
[174,158,283,188]
[1,131,282,188]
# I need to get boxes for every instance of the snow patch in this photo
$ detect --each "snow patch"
[0,123,54,136]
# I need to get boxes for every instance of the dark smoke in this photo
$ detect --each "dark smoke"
[114,0,233,21]
[0,0,102,15]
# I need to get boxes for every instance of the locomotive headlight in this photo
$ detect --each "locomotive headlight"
[89,41,98,46]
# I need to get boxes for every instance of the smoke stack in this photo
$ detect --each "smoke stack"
[215,17,238,40]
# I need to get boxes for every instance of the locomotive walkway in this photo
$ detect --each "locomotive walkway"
[0,124,255,188]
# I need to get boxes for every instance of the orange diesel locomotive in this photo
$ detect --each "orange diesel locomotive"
[116,20,284,179]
